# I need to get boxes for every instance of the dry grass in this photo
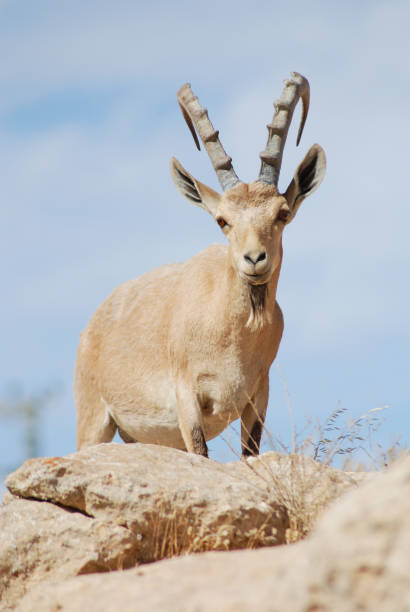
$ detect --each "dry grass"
[236,452,321,543]
[226,364,405,471]
[123,372,407,561]
[142,498,286,563]
[143,390,406,559]
[220,372,407,543]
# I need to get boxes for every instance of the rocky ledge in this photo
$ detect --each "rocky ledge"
[1,443,408,611]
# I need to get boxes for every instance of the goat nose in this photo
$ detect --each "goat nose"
[244,251,266,265]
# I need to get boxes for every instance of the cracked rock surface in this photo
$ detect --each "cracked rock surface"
[5,444,290,559]
[15,454,410,612]
[1,443,371,610]
[0,496,138,611]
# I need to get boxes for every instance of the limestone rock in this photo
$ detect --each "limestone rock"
[0,496,138,611]
[15,454,410,612]
[14,547,305,612]
[226,450,367,539]
[305,452,410,611]
[5,444,290,561]
[3,443,371,610]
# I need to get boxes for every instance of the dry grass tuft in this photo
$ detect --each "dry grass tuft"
[130,373,407,559]
[220,371,407,544]
[142,499,286,562]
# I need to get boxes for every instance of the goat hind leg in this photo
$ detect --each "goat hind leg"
[75,381,117,450]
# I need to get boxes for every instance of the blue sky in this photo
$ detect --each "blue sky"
[1,0,409,473]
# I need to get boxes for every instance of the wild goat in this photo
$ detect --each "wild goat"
[75,72,326,458]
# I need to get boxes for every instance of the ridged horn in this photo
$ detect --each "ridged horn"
[177,84,241,192]
[258,72,310,186]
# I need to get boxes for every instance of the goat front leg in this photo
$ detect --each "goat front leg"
[176,381,208,457]
[241,376,269,458]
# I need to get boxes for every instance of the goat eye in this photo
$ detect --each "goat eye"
[217,217,227,229]
[277,209,290,223]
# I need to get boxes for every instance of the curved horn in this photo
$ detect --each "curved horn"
[258,72,310,186]
[177,84,241,192]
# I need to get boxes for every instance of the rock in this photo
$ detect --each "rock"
[305,452,410,611]
[0,496,139,611]
[5,444,290,562]
[2,443,368,610]
[15,454,410,612]
[15,547,306,612]
[6,444,363,556]
[225,450,367,540]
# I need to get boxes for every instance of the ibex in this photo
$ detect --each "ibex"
[75,72,326,458]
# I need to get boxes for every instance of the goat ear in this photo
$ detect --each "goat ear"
[170,157,221,216]
[284,144,326,219]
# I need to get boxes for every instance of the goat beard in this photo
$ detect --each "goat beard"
[246,283,270,331]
